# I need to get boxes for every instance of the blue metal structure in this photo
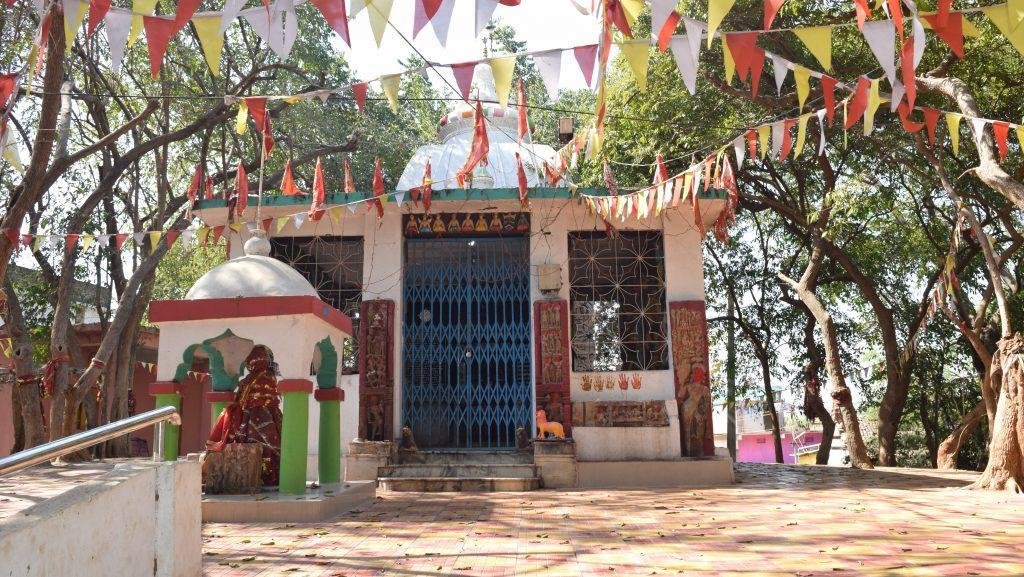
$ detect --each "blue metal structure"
[402,236,532,449]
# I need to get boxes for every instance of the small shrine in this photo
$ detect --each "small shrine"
[148,233,352,496]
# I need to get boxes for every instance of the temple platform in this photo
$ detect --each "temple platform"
[576,456,734,489]
[202,480,375,523]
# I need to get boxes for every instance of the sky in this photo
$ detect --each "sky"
[339,1,604,95]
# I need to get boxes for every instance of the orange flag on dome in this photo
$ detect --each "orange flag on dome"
[234,162,248,217]
[309,157,326,221]
[411,160,433,213]
[281,161,304,196]
[456,101,489,188]
[653,153,669,185]
[367,156,385,218]
[515,152,529,207]
[517,80,528,142]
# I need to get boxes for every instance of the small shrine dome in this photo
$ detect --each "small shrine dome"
[397,63,564,191]
[185,234,318,300]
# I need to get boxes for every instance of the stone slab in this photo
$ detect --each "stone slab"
[576,456,734,488]
[201,481,375,523]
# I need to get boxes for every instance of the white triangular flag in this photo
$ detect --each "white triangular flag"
[771,121,784,159]
[534,50,562,100]
[650,0,678,44]
[96,234,111,247]
[394,191,406,204]
[970,117,987,146]
[816,108,827,155]
[912,16,926,68]
[132,232,146,246]
[770,53,789,95]
[862,20,897,87]
[669,36,699,95]
[430,0,456,47]
[889,79,904,113]
[293,212,306,229]
[47,235,60,249]
[219,0,247,34]
[104,10,132,74]
[350,0,365,16]
[733,136,746,167]
[180,229,194,245]
[475,0,500,36]
[683,18,704,65]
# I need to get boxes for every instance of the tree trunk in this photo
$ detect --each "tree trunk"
[759,354,784,463]
[726,295,737,461]
[780,239,873,469]
[970,335,1024,491]
[2,277,46,449]
[937,401,986,470]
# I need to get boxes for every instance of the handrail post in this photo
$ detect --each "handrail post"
[154,421,166,462]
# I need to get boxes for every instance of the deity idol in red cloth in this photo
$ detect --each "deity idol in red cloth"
[206,346,283,486]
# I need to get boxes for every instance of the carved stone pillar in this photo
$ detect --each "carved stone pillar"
[533,300,572,437]
[358,299,395,442]
[669,301,714,457]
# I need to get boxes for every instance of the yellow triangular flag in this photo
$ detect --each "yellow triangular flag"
[275,216,289,234]
[757,125,770,159]
[793,26,832,72]
[723,40,736,85]
[64,0,89,54]
[707,0,736,47]
[1016,125,1024,148]
[794,66,811,111]
[192,15,225,77]
[381,74,400,113]
[329,206,343,225]
[488,56,516,107]
[946,112,962,156]
[365,0,395,47]
[81,235,94,252]
[235,100,248,134]
[33,235,45,251]
[621,0,644,27]
[982,5,1024,57]
[148,231,162,252]
[197,227,210,245]
[864,78,881,135]
[795,113,812,157]
[128,0,158,46]
[228,222,242,233]
[618,41,650,92]
[1010,0,1024,31]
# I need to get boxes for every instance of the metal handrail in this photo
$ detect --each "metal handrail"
[0,406,182,476]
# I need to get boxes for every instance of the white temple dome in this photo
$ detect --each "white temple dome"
[397,63,565,191]
[186,254,319,300]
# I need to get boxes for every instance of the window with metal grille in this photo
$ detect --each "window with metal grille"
[270,236,363,374]
[568,231,668,372]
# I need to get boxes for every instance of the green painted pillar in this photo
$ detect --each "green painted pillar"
[315,388,344,485]
[150,381,183,461]
[278,379,313,495]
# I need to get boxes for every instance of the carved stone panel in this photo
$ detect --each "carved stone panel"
[570,401,670,427]
[534,300,572,436]
[358,299,395,441]
[670,301,714,457]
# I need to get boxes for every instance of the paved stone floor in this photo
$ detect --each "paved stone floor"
[202,463,1024,576]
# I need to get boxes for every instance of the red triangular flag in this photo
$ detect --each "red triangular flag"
[309,0,350,46]
[725,33,760,83]
[456,101,490,188]
[921,107,941,145]
[692,179,705,236]
[515,152,529,207]
[993,122,1010,162]
[87,0,111,36]
[20,234,32,247]
[309,157,326,221]
[212,225,225,244]
[244,97,275,155]
[749,49,765,98]
[281,161,304,196]
[3,229,19,248]
[657,10,680,51]
[779,118,796,159]
[165,230,180,248]
[745,129,758,158]
[175,0,202,29]
[900,34,916,109]
[0,73,17,108]
[922,13,964,59]
[605,0,633,37]
[937,0,952,26]
[820,75,837,125]
[545,161,562,186]
[368,156,385,218]
[344,157,356,194]
[414,0,443,37]
[143,16,178,79]
[451,62,477,101]
[235,162,248,216]
[764,0,785,30]
[114,233,128,250]
[352,82,368,112]
[204,175,214,199]
[887,0,904,39]
[897,102,924,132]
[844,77,871,130]
[261,218,273,234]
[853,0,871,29]
[653,153,669,185]
[703,155,713,191]
[516,79,528,142]
[574,44,598,86]
[186,163,203,210]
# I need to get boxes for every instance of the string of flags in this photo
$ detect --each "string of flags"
[0,346,214,384]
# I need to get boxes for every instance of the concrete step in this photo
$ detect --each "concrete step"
[378,476,541,492]
[395,450,533,465]
[378,464,538,479]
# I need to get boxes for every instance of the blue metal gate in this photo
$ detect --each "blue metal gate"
[402,234,532,449]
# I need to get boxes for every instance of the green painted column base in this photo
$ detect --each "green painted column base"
[279,390,311,495]
[210,401,230,427]
[153,393,181,462]
[317,400,341,485]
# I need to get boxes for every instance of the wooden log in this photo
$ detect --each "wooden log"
[202,443,262,494]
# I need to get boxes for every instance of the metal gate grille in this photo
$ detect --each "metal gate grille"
[402,236,531,449]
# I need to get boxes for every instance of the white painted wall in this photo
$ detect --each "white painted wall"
[0,460,201,577]
[199,194,724,462]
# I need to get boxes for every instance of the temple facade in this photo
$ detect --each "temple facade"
[190,68,730,487]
